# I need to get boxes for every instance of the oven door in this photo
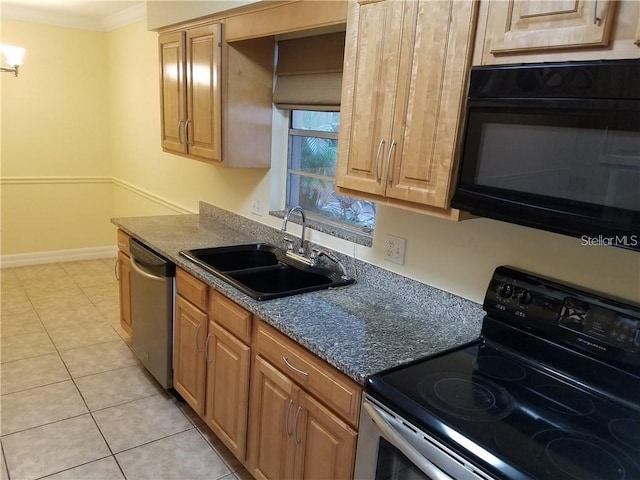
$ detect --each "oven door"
[354,395,494,480]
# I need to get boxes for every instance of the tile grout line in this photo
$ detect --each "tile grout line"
[32,454,115,480]
[2,261,242,480]
[7,262,130,480]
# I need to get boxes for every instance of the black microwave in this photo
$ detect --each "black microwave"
[452,59,640,251]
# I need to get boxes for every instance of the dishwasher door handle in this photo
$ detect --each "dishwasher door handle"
[130,256,168,282]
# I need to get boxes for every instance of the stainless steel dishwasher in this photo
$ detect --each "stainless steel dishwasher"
[129,238,175,389]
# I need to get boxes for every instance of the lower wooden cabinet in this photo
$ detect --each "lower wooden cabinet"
[174,294,208,416]
[174,268,254,462]
[173,268,361,479]
[294,393,358,480]
[247,322,360,480]
[204,321,251,460]
[247,356,297,480]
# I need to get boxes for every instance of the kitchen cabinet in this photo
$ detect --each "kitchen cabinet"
[174,270,253,461]
[336,0,477,218]
[476,0,640,64]
[158,22,274,167]
[247,321,360,480]
[159,25,221,161]
[484,0,616,56]
[173,269,209,416]
[116,230,132,336]
[174,295,208,415]
[173,269,362,475]
[247,356,297,480]
[204,291,252,461]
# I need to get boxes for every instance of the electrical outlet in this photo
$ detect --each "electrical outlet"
[251,198,263,216]
[385,235,406,265]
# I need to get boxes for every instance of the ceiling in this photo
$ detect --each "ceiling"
[1,1,145,31]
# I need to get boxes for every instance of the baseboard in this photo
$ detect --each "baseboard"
[0,246,118,268]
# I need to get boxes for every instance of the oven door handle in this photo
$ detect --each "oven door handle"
[363,402,454,480]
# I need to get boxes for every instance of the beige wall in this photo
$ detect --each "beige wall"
[1,17,638,304]
[1,19,112,254]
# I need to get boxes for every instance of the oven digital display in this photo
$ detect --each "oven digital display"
[559,297,640,352]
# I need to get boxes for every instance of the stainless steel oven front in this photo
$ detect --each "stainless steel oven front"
[355,395,495,480]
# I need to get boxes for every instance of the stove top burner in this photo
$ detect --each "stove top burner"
[609,418,640,452]
[473,355,527,382]
[418,372,514,422]
[534,384,595,416]
[531,430,634,480]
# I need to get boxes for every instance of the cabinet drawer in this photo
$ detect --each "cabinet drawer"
[256,320,361,427]
[210,291,252,344]
[117,230,131,256]
[176,268,208,311]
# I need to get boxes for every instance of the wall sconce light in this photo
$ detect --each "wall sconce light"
[1,45,26,77]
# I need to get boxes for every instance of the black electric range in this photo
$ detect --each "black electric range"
[366,266,640,479]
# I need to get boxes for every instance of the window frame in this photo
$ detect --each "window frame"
[284,110,376,237]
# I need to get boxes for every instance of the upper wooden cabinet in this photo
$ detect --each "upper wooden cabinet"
[159,25,221,160]
[486,0,617,55]
[158,22,273,167]
[477,0,640,64]
[336,0,477,217]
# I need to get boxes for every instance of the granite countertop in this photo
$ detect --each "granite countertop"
[112,205,485,384]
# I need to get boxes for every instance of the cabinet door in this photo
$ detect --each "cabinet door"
[385,0,477,208]
[174,295,207,416]
[247,356,298,480]
[117,251,132,336]
[205,321,251,461]
[185,24,222,161]
[159,31,187,154]
[293,392,357,480]
[486,0,616,55]
[336,0,407,196]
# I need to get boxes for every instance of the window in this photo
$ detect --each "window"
[286,110,376,231]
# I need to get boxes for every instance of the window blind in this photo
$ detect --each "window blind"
[273,31,345,111]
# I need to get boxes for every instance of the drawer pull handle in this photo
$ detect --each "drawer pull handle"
[283,356,309,376]
[285,399,294,437]
[294,406,303,445]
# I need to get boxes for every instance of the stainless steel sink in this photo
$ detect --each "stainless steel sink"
[180,243,354,300]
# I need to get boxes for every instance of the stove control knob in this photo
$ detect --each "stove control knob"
[518,290,533,305]
[498,283,513,298]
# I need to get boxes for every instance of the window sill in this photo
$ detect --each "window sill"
[269,210,373,248]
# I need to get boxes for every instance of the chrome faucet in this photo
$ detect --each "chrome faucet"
[311,248,349,280]
[281,206,308,257]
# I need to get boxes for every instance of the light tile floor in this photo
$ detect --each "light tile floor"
[1,259,251,480]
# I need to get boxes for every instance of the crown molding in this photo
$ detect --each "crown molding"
[103,3,146,32]
[1,2,146,32]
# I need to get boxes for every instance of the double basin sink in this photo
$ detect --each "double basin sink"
[180,243,355,300]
